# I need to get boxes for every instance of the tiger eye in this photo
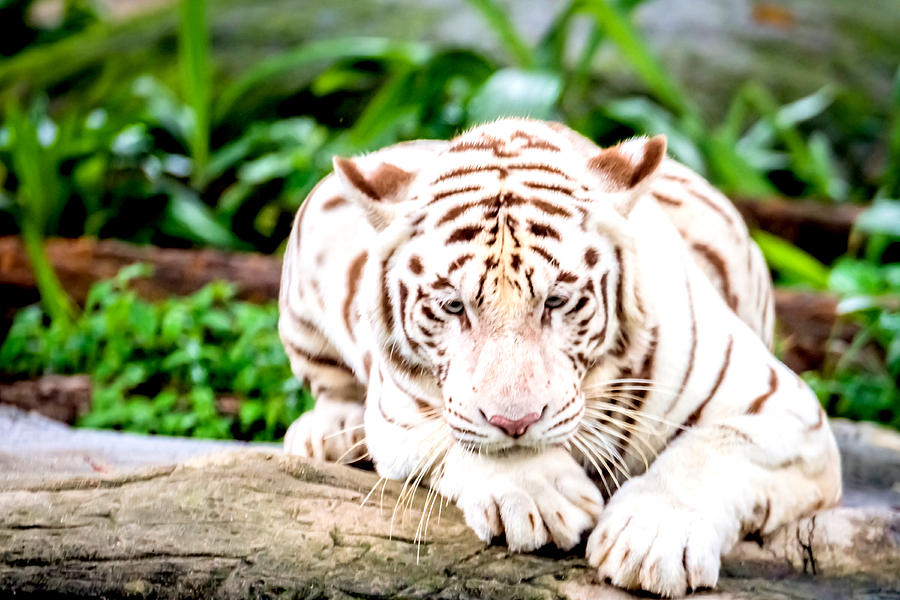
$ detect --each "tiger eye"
[545,296,567,309]
[444,300,465,314]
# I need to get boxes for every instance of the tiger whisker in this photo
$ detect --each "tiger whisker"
[576,426,634,482]
[323,423,367,441]
[579,417,653,471]
[570,434,614,498]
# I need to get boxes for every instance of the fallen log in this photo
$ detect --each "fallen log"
[0,236,281,304]
[0,374,91,424]
[0,448,897,598]
[1,407,897,599]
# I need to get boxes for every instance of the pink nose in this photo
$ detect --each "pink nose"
[487,412,542,438]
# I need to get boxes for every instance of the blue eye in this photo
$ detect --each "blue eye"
[545,296,567,309]
[444,300,465,314]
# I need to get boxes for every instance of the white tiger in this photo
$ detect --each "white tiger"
[277,118,841,596]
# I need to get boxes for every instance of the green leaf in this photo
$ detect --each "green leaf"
[581,0,695,118]
[216,37,432,121]
[468,69,562,123]
[752,230,829,289]
[178,0,211,184]
[158,184,247,249]
[855,200,900,238]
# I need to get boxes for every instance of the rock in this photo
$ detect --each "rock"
[0,406,898,598]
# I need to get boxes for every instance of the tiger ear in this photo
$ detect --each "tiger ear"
[587,135,667,216]
[332,156,417,231]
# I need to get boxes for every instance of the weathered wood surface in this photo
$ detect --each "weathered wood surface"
[0,407,897,599]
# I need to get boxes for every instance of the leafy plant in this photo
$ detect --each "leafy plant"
[0,265,311,440]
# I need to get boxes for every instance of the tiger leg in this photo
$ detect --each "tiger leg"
[586,359,840,597]
[279,313,366,462]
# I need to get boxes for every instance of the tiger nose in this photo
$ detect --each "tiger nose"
[487,411,543,438]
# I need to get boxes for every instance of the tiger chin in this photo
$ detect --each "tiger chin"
[277,118,842,597]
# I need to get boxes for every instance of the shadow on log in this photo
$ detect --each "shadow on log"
[1,442,898,599]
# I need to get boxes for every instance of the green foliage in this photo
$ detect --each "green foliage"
[0,0,898,435]
[804,252,900,429]
[0,266,311,440]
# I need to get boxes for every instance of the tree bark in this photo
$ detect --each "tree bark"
[0,444,898,599]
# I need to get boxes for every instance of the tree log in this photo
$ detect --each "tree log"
[0,236,281,304]
[0,374,91,424]
[0,407,898,599]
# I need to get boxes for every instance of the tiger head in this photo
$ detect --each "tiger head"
[334,119,666,453]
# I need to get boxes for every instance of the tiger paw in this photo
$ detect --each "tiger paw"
[586,481,723,597]
[439,446,603,551]
[283,400,366,462]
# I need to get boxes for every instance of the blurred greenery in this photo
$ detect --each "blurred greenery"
[0,264,311,440]
[0,0,897,435]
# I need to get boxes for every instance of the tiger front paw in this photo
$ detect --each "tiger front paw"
[586,481,723,597]
[440,446,604,552]
[283,400,365,462]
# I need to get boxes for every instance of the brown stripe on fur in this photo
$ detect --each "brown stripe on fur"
[343,250,367,337]
[588,272,610,348]
[528,197,573,218]
[650,191,682,206]
[557,271,578,284]
[435,201,484,226]
[528,220,561,240]
[321,196,348,210]
[285,340,352,372]
[690,187,740,229]
[511,130,562,151]
[565,296,589,315]
[446,225,482,244]
[506,162,573,180]
[522,181,574,195]
[448,253,474,273]
[432,165,507,184]
[450,425,488,438]
[584,247,599,267]
[679,334,734,431]
[692,242,739,311]
[530,245,560,268]
[380,257,394,332]
[747,366,778,414]
[430,185,481,204]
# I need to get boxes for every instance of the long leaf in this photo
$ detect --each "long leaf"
[215,37,432,121]
[581,0,694,118]
[465,0,535,68]
[179,0,211,185]
[752,230,829,289]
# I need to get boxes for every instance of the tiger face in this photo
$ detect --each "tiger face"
[334,119,666,454]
